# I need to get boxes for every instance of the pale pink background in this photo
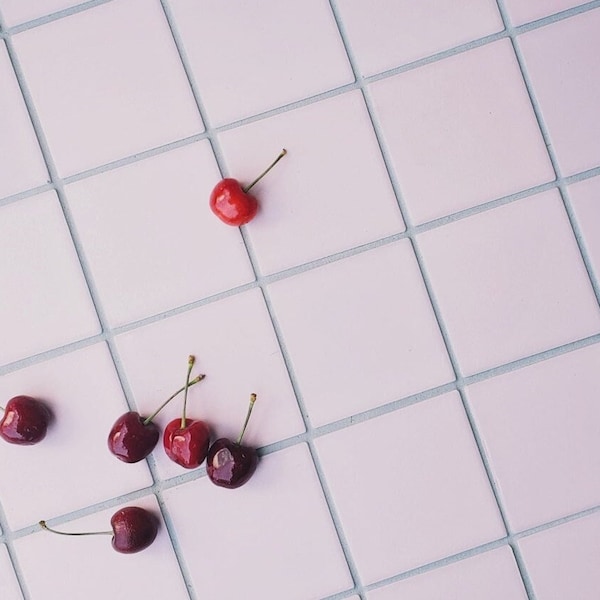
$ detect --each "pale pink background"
[0,1,599,599]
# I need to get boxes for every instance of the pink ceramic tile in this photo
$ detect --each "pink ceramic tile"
[0,345,152,530]
[65,142,254,327]
[569,175,600,278]
[518,513,600,600]
[114,289,304,480]
[315,392,505,583]
[0,545,22,600]
[518,9,600,176]
[0,192,99,366]
[503,0,588,26]
[417,191,600,376]
[163,444,353,599]
[11,0,202,177]
[267,241,454,427]
[370,40,554,225]
[218,91,404,274]
[168,0,354,126]
[467,344,600,532]
[0,0,86,27]
[367,547,527,600]
[336,0,503,76]
[15,496,189,600]
[0,42,47,199]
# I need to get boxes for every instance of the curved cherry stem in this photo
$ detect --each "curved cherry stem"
[243,149,287,193]
[39,521,112,537]
[143,374,205,426]
[181,355,195,429]
[236,393,257,446]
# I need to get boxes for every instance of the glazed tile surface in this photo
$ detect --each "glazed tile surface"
[0,1,599,599]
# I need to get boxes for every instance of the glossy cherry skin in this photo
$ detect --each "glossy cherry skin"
[210,179,258,226]
[111,507,158,554]
[206,438,258,489]
[0,396,51,445]
[107,412,159,463]
[163,418,210,469]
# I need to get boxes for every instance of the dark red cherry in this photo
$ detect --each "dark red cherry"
[107,373,205,463]
[0,395,52,445]
[209,149,287,226]
[39,506,159,554]
[206,393,258,489]
[110,507,159,554]
[107,412,159,464]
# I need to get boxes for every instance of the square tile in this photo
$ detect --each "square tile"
[417,191,600,376]
[114,289,305,480]
[569,175,600,279]
[0,344,153,530]
[12,0,202,177]
[518,9,600,176]
[0,192,99,366]
[336,0,503,76]
[267,241,455,427]
[15,496,189,600]
[367,547,527,600]
[370,40,554,225]
[65,141,254,327]
[467,344,600,532]
[163,444,353,599]
[0,42,48,199]
[517,513,600,600]
[0,545,22,600]
[218,91,404,275]
[168,0,353,126]
[315,392,505,583]
[0,0,86,27]
[502,0,589,26]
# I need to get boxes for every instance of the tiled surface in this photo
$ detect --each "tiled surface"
[336,0,504,76]
[417,190,600,375]
[164,445,353,599]
[367,547,527,600]
[2,1,600,599]
[370,39,554,225]
[467,344,600,531]
[315,392,505,583]
[11,0,202,177]
[518,8,600,176]
[517,513,600,600]
[0,41,47,199]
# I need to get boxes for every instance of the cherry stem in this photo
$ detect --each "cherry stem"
[236,393,257,446]
[242,149,287,193]
[39,521,112,537]
[143,374,205,426]
[181,355,195,429]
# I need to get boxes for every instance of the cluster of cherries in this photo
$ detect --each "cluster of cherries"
[1,356,259,554]
[1,153,287,555]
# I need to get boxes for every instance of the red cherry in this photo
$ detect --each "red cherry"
[0,395,52,445]
[163,419,210,469]
[207,393,258,489]
[39,506,158,554]
[107,373,205,463]
[163,355,211,469]
[210,149,287,226]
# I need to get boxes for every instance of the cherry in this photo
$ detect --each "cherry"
[163,356,211,469]
[0,395,52,445]
[206,393,259,489]
[39,506,159,554]
[108,373,205,463]
[210,149,287,226]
